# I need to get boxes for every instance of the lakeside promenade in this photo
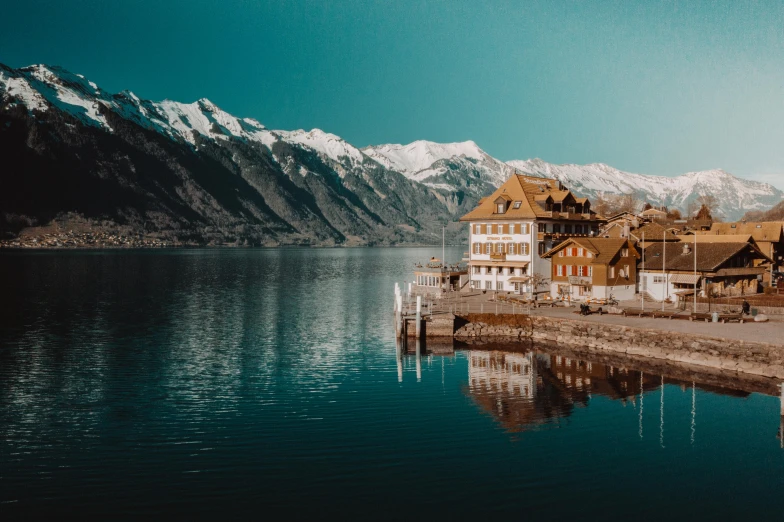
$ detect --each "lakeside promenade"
[407,290,784,346]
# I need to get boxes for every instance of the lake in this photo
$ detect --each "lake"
[1,248,783,519]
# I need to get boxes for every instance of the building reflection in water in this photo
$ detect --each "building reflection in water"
[396,345,777,440]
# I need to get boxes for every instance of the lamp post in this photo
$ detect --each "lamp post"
[693,232,698,313]
[662,230,667,312]
[641,232,645,312]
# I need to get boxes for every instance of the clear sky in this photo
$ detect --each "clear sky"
[3,1,784,186]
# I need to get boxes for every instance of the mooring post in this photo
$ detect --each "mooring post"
[416,338,422,382]
[416,296,422,338]
[780,382,784,416]
[395,336,403,383]
[395,294,403,338]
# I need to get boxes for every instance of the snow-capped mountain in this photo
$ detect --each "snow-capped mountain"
[0,63,469,246]
[363,140,512,194]
[1,61,781,246]
[507,159,783,221]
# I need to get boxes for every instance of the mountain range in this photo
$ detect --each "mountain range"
[1,63,781,246]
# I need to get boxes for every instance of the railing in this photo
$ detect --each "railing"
[490,253,506,261]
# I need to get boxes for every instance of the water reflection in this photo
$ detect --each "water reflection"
[404,341,778,443]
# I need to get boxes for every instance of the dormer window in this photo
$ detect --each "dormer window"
[493,195,511,214]
[513,201,522,209]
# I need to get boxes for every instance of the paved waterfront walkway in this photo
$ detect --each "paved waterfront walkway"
[409,290,784,346]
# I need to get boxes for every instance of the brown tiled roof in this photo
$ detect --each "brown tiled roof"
[706,222,784,242]
[541,237,637,264]
[675,234,755,244]
[631,222,678,241]
[459,175,602,222]
[641,241,771,272]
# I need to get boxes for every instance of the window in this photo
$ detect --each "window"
[576,225,583,234]
[609,266,615,278]
[473,266,481,274]
[578,248,584,257]
[588,266,593,277]
[559,250,565,257]
[473,242,481,254]
[508,243,516,255]
[521,243,530,255]
[553,224,561,234]
[522,223,529,235]
[621,248,629,257]
[485,281,492,290]
[539,223,547,233]
[557,265,565,276]
[513,201,522,209]
[485,243,491,254]
[496,281,503,290]
[486,266,493,275]
[565,224,572,234]
[624,264,630,278]
[653,275,665,284]
[539,242,547,255]
[496,203,505,214]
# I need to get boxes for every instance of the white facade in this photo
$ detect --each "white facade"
[639,271,676,302]
[468,351,536,399]
[468,221,555,295]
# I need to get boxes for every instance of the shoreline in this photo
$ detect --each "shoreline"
[451,312,784,380]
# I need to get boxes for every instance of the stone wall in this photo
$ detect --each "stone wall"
[454,313,784,379]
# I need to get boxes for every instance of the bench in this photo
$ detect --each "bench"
[689,312,747,324]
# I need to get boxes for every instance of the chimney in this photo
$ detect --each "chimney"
[623,222,630,238]
[683,243,691,255]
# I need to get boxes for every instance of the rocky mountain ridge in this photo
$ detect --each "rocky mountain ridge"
[1,62,780,247]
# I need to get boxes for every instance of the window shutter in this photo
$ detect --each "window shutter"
[481,224,487,234]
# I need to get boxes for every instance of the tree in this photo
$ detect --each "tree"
[592,192,611,217]
[643,202,653,211]
[667,209,682,220]
[695,194,718,218]
[604,192,642,215]
[696,204,712,220]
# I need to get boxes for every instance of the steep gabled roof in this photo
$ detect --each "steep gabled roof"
[542,237,637,264]
[642,241,771,272]
[459,174,602,222]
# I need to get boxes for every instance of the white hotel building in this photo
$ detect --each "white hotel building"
[459,174,603,295]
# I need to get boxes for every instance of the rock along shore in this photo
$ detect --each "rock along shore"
[454,313,784,380]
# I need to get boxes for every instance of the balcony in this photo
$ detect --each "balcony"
[490,252,506,261]
[538,231,598,241]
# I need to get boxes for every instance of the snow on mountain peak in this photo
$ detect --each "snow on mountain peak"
[275,128,365,166]
[363,139,485,175]
[507,158,783,220]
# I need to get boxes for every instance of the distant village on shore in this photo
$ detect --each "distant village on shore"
[412,173,784,308]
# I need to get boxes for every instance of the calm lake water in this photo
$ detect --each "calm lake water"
[1,248,783,519]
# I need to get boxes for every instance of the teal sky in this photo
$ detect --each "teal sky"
[3,1,784,186]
